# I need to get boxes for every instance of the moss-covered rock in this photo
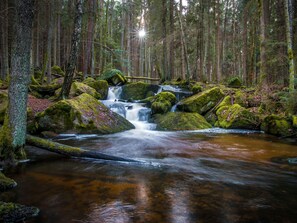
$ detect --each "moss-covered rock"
[99,69,127,86]
[177,87,225,115]
[36,93,134,134]
[83,78,109,99]
[154,112,212,131]
[51,65,65,77]
[204,111,217,126]
[55,82,102,99]
[151,92,176,114]
[0,172,17,191]
[121,82,160,100]
[29,83,62,98]
[261,115,296,137]
[216,104,260,130]
[293,116,297,128]
[0,201,39,223]
[191,83,203,94]
[0,92,8,124]
[227,77,242,88]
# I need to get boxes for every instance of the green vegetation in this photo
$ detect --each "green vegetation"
[121,82,159,100]
[154,112,212,131]
[177,87,225,115]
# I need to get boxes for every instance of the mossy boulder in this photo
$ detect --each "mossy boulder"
[29,84,62,98]
[154,112,212,131]
[51,65,65,77]
[121,82,160,100]
[0,172,17,192]
[191,83,203,94]
[55,82,102,99]
[36,93,134,134]
[0,92,8,124]
[227,77,242,88]
[99,69,127,86]
[151,92,176,114]
[293,116,297,128]
[216,104,260,130]
[0,201,39,223]
[261,115,297,137]
[83,78,108,99]
[177,87,225,115]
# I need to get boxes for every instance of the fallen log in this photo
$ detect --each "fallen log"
[26,135,139,163]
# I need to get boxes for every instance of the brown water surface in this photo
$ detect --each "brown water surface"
[1,129,297,223]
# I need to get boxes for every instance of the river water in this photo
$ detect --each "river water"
[1,87,297,223]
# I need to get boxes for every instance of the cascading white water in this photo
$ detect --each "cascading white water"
[102,87,156,130]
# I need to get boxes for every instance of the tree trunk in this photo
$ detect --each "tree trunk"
[215,0,222,82]
[60,0,83,99]
[162,0,168,81]
[242,7,248,85]
[0,0,34,163]
[168,0,175,80]
[26,135,139,163]
[258,0,269,88]
[0,0,9,79]
[83,0,96,79]
[284,0,295,92]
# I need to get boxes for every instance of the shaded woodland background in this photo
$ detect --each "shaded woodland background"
[0,0,296,87]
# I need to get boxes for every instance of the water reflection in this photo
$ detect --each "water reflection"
[1,130,297,223]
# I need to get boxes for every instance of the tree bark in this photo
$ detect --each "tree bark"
[26,135,139,163]
[258,0,269,88]
[0,0,34,162]
[284,0,295,91]
[83,0,96,78]
[60,0,83,99]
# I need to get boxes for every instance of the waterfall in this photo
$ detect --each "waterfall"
[102,87,156,130]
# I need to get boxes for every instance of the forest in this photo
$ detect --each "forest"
[0,0,297,222]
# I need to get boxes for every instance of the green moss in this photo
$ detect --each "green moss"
[151,92,176,114]
[227,77,242,88]
[99,69,127,86]
[51,65,65,76]
[0,201,39,222]
[177,87,225,115]
[154,112,212,131]
[216,104,260,130]
[293,116,297,128]
[29,83,62,98]
[191,83,203,94]
[55,82,101,99]
[0,92,8,124]
[121,82,160,100]
[216,96,232,110]
[83,78,108,99]
[36,93,134,134]
[261,115,295,137]
[0,172,17,191]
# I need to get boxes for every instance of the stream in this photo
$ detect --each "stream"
[1,86,297,223]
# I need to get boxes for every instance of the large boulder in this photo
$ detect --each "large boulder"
[29,83,62,98]
[216,104,260,130]
[55,82,102,99]
[0,201,39,223]
[36,93,134,134]
[0,172,17,192]
[151,92,176,114]
[261,115,297,137]
[177,87,225,115]
[0,92,8,124]
[99,69,127,86]
[121,82,160,100]
[83,78,109,99]
[227,77,242,88]
[154,112,212,131]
